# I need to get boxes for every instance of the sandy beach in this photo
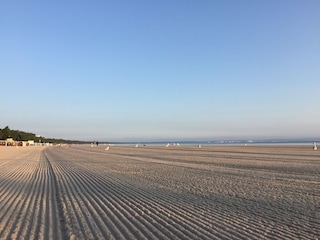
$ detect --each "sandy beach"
[0,145,319,239]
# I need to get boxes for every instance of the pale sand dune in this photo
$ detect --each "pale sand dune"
[0,145,319,239]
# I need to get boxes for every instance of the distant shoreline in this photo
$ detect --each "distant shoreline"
[96,140,318,147]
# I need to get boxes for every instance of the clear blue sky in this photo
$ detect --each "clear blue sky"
[1,0,319,141]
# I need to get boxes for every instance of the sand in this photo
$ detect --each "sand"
[0,145,319,239]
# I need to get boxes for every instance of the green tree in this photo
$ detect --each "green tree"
[2,126,10,139]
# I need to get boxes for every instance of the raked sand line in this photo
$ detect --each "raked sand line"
[0,147,62,240]
[0,145,319,239]
[46,145,318,238]
[45,147,226,239]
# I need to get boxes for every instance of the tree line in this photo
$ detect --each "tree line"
[0,126,87,144]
